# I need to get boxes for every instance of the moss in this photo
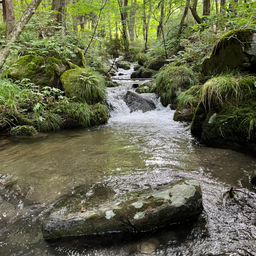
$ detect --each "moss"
[60,68,106,104]
[90,103,109,125]
[2,55,45,81]
[215,29,253,54]
[10,125,38,137]
[202,29,255,76]
[2,55,74,89]
[135,81,155,94]
[154,64,199,107]
[116,61,131,70]
[146,57,167,71]
[134,64,141,71]
[136,53,147,66]
[191,74,256,143]
[66,61,80,69]
[74,46,86,68]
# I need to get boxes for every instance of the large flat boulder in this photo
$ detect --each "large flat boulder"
[124,91,156,113]
[42,179,203,240]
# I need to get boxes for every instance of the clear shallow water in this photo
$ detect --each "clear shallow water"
[1,69,256,255]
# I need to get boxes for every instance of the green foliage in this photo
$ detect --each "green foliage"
[177,85,202,109]
[78,70,106,104]
[154,64,199,106]
[200,74,252,111]
[61,68,106,104]
[0,77,108,133]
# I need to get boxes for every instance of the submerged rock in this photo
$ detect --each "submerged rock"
[42,179,203,240]
[124,91,156,113]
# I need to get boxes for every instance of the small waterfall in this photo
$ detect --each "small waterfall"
[106,61,165,119]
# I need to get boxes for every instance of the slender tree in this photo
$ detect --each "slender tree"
[117,0,129,55]
[84,0,108,56]
[220,0,225,14]
[178,0,190,35]
[128,0,136,42]
[0,0,43,69]
[2,0,15,36]
[203,0,211,16]
[190,0,202,24]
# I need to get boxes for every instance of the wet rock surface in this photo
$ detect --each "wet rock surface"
[42,179,203,240]
[124,91,156,113]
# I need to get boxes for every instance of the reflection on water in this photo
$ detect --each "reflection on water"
[1,75,256,255]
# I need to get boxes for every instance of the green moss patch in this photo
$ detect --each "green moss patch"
[154,64,199,107]
[61,68,106,104]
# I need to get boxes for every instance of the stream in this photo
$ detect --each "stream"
[0,65,256,255]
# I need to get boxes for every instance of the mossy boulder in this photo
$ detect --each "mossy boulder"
[60,68,106,104]
[2,55,76,89]
[202,29,256,76]
[136,53,147,66]
[42,179,203,240]
[190,75,256,144]
[135,81,155,94]
[134,64,141,71]
[10,125,38,137]
[154,64,199,107]
[116,61,131,70]
[146,58,169,71]
[131,67,156,79]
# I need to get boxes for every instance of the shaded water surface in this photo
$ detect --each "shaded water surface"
[1,69,256,255]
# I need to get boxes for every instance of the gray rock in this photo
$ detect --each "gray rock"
[124,91,156,113]
[42,179,203,240]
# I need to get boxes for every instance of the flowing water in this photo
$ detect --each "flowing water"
[1,66,256,256]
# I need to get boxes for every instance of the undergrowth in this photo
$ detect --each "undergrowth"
[0,78,108,133]
[154,64,199,107]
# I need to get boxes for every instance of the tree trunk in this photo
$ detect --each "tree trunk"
[51,0,62,25]
[157,0,165,38]
[203,0,211,16]
[118,0,129,56]
[128,0,136,42]
[215,0,218,14]
[61,0,67,40]
[4,0,15,36]
[108,13,112,40]
[220,0,225,14]
[0,0,43,69]
[144,0,152,51]
[178,0,190,35]
[190,0,202,24]
[190,6,202,24]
